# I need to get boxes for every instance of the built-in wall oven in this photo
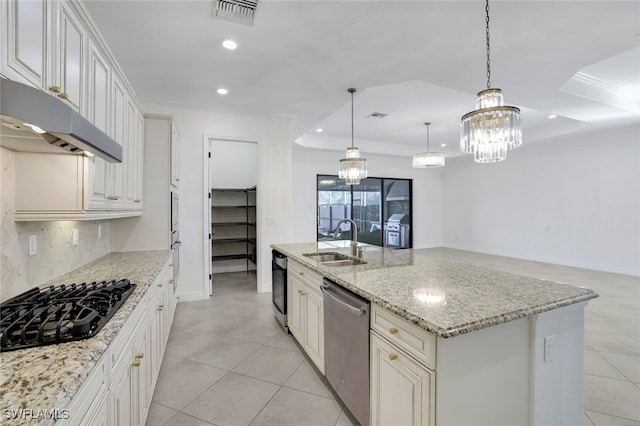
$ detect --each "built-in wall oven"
[272,250,288,331]
[171,191,181,291]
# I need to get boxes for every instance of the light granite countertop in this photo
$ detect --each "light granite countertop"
[0,250,171,425]
[271,242,598,338]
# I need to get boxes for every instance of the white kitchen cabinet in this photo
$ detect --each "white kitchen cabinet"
[0,0,52,89]
[49,256,175,426]
[107,72,126,209]
[134,111,144,209]
[370,332,434,426]
[1,0,85,110]
[287,260,325,373]
[287,270,304,341]
[3,0,145,221]
[54,0,86,112]
[60,352,108,426]
[86,38,110,210]
[370,304,435,426]
[170,122,180,187]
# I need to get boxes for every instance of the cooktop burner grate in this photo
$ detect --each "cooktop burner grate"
[0,279,136,352]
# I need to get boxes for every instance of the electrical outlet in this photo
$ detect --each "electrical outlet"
[97,224,102,239]
[28,235,37,256]
[72,228,79,246]
[544,335,554,363]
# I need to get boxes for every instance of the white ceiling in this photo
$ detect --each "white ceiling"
[83,0,640,158]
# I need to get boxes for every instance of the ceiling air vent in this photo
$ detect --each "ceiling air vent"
[214,0,259,26]
[367,112,388,119]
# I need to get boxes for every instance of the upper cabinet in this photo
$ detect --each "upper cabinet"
[2,0,145,220]
[1,0,85,110]
[0,0,52,89]
[54,0,86,112]
[170,123,180,188]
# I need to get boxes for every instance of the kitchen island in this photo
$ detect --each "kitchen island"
[272,241,598,426]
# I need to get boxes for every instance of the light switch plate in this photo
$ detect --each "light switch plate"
[72,228,79,246]
[97,224,102,239]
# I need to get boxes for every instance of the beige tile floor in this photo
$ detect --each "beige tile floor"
[147,251,640,426]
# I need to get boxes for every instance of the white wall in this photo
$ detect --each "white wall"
[143,103,292,298]
[442,123,640,276]
[210,140,258,189]
[291,147,444,248]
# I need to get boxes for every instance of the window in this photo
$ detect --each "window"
[317,175,412,248]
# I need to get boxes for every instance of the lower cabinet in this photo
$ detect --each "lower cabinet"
[61,256,175,426]
[370,332,434,426]
[287,260,325,374]
[370,304,436,426]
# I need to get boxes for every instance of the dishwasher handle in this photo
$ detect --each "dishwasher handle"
[321,283,365,317]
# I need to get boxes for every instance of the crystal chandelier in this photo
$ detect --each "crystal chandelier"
[339,88,367,185]
[460,0,522,163]
[413,122,445,168]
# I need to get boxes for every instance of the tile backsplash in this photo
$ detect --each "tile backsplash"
[1,147,111,302]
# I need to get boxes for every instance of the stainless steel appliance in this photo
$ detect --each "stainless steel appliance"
[0,78,122,162]
[272,250,288,331]
[0,279,136,352]
[386,213,410,248]
[170,192,181,291]
[322,279,370,426]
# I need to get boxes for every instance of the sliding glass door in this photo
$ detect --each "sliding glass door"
[317,175,412,248]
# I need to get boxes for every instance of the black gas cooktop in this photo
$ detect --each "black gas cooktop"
[0,279,136,352]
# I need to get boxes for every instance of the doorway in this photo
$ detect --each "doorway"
[207,139,258,295]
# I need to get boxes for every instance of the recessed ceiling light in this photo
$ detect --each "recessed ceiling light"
[217,88,228,95]
[222,39,238,50]
[440,143,447,147]
[315,128,323,133]
[547,114,558,119]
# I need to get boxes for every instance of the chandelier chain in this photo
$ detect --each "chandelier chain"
[351,90,355,147]
[485,0,491,89]
[425,122,431,152]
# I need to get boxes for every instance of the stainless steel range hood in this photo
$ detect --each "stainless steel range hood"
[0,79,122,162]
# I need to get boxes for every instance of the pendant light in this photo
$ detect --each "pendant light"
[460,0,522,163]
[413,122,445,168]
[338,88,367,185]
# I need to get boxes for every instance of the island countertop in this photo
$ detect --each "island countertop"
[271,242,598,338]
[0,250,171,425]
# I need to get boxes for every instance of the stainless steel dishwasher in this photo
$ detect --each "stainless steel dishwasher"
[322,278,370,426]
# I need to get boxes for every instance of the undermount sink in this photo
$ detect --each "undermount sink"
[303,252,366,266]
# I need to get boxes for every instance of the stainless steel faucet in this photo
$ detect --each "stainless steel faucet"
[333,218,362,258]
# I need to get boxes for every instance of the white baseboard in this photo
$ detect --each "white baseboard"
[177,290,209,302]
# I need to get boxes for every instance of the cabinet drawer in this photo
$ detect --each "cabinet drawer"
[288,260,322,296]
[371,304,436,369]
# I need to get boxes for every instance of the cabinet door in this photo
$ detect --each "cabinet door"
[110,361,133,426]
[86,39,110,209]
[84,392,108,426]
[170,123,180,187]
[56,0,85,112]
[287,274,304,342]
[124,99,137,208]
[370,333,433,426]
[134,111,144,209]
[304,288,324,374]
[1,0,51,88]
[107,73,126,208]
[132,331,147,426]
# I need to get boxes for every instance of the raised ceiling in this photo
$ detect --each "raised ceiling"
[83,0,640,158]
